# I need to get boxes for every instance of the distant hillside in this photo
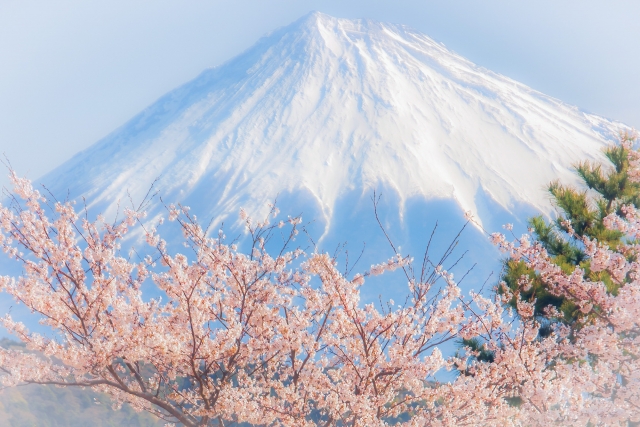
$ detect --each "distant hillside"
[0,339,163,427]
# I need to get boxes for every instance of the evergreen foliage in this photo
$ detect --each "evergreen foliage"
[501,133,640,325]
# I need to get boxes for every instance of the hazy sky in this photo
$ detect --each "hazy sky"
[0,1,639,190]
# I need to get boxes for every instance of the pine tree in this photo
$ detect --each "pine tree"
[501,131,639,326]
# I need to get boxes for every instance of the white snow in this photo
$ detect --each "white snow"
[42,11,627,233]
[3,11,632,337]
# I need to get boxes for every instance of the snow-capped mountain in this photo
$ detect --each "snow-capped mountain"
[35,12,628,285]
[0,11,630,337]
[0,9,631,375]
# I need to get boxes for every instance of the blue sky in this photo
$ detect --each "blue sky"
[0,0,638,190]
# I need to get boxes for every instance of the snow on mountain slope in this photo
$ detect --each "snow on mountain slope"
[2,11,633,337]
[42,11,624,236]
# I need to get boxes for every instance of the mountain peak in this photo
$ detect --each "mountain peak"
[298,10,332,24]
[42,13,626,235]
[294,10,359,30]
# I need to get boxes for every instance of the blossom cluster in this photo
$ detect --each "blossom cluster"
[0,150,638,426]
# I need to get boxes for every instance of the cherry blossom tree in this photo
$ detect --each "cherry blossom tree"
[0,134,638,426]
[485,132,640,426]
[500,131,640,324]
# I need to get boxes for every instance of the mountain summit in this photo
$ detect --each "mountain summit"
[43,12,624,232]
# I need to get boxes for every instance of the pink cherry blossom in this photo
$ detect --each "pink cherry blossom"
[0,134,638,425]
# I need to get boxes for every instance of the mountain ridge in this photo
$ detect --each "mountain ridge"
[1,10,632,345]
[41,11,627,235]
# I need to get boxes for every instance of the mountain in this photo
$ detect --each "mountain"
[0,339,163,427]
[1,12,631,425]
[41,12,624,233]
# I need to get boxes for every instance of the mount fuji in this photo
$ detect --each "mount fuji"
[33,12,628,292]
